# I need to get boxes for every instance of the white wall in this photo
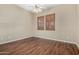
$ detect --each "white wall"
[34,5,78,44]
[0,5,33,44]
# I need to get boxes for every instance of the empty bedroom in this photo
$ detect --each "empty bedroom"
[0,4,79,55]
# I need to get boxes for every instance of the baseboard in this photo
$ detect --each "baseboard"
[34,36,79,47]
[0,36,32,45]
[0,36,79,48]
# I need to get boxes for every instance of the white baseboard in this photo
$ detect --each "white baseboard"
[34,36,79,47]
[0,36,32,45]
[0,36,79,48]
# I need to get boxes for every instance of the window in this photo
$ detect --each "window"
[37,14,55,31]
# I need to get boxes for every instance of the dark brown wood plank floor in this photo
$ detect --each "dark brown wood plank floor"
[0,37,79,55]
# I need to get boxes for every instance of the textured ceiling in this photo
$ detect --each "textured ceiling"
[17,4,59,13]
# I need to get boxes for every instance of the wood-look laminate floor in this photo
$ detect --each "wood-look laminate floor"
[0,37,79,55]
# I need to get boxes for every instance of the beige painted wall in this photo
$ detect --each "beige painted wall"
[77,5,79,45]
[34,5,78,44]
[0,5,33,44]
